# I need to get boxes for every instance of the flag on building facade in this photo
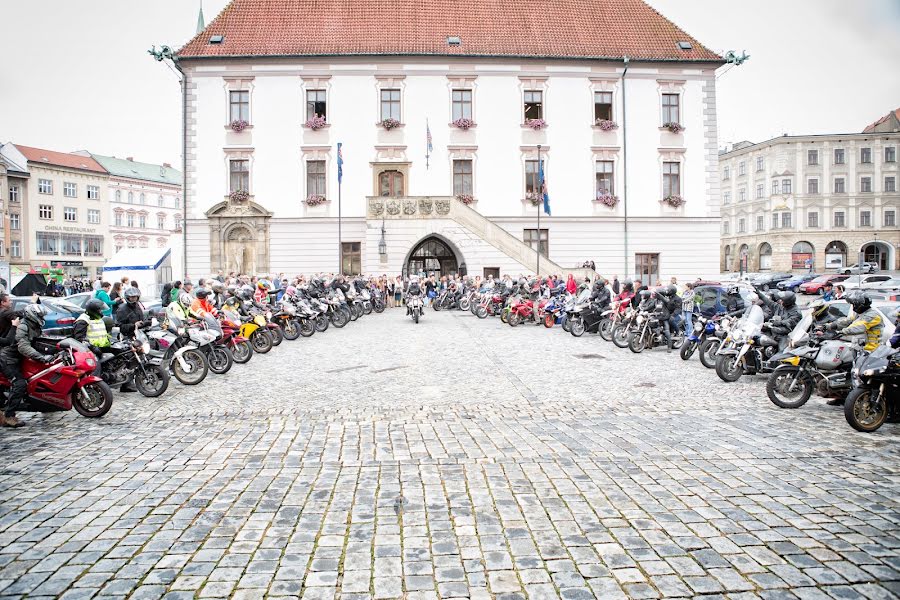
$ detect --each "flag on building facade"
[337,142,343,183]
[426,120,433,168]
[539,159,551,216]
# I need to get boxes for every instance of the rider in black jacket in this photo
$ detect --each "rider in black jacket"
[723,286,746,316]
[591,280,612,309]
[761,291,803,348]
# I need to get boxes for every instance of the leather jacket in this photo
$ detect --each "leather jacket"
[1,318,46,364]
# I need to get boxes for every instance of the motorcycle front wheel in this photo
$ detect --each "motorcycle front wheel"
[715,354,743,382]
[413,310,419,324]
[508,312,520,327]
[680,339,697,360]
[349,305,360,321]
[363,302,373,315]
[544,314,555,328]
[612,325,630,348]
[268,326,284,346]
[459,298,470,311]
[476,306,488,319]
[433,299,443,312]
[135,364,170,397]
[251,330,273,353]
[844,387,888,432]
[72,381,114,418]
[299,319,315,338]
[232,340,253,364]
[699,338,721,369]
[570,319,585,337]
[281,319,301,341]
[316,314,330,332]
[500,309,509,324]
[628,332,646,353]
[330,310,348,329]
[208,346,234,375]
[374,302,385,314]
[599,319,614,341]
[766,366,813,408]
[172,349,209,385]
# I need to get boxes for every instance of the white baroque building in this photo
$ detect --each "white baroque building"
[178,0,725,282]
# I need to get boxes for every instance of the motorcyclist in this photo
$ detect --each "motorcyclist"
[826,291,883,352]
[654,285,680,352]
[723,286,746,317]
[406,275,423,316]
[760,290,802,348]
[636,289,654,312]
[190,288,218,319]
[211,282,227,310]
[74,298,112,358]
[1,304,58,426]
[254,280,271,304]
[590,279,612,310]
[167,291,192,321]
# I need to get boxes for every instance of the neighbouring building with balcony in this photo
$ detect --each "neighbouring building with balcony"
[177,0,725,282]
[1,144,111,277]
[91,154,183,267]
[0,144,30,274]
[719,110,900,273]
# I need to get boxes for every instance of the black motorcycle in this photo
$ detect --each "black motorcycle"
[628,311,684,353]
[99,331,170,397]
[844,345,899,432]
[570,301,607,337]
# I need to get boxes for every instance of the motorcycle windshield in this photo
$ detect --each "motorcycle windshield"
[59,338,90,352]
[205,315,223,336]
[223,309,241,324]
[868,345,896,361]
[789,314,814,346]
[736,305,764,338]
[577,289,591,302]
[167,313,184,329]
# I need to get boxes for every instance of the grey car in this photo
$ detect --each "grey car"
[841,262,879,275]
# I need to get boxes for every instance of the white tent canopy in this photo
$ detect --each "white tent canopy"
[103,248,173,299]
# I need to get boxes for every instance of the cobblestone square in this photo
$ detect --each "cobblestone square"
[0,309,897,599]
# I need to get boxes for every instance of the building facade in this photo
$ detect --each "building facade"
[719,129,900,273]
[0,144,30,272]
[7,145,111,277]
[91,155,184,267]
[177,0,724,282]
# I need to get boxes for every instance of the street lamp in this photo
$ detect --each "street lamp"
[378,219,387,257]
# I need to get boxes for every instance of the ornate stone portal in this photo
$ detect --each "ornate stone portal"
[206,197,272,275]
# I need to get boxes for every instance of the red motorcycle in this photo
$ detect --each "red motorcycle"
[508,297,536,327]
[0,339,113,418]
[218,313,253,364]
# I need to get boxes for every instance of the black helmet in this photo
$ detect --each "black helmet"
[124,287,141,303]
[212,282,225,293]
[224,296,241,309]
[777,290,797,309]
[664,284,677,297]
[85,298,106,318]
[239,288,254,301]
[845,290,871,314]
[623,279,634,292]
[195,288,210,299]
[639,289,651,299]
[727,285,740,296]
[23,303,47,328]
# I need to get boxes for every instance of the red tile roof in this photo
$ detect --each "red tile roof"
[179,0,721,62]
[862,108,900,133]
[15,145,107,174]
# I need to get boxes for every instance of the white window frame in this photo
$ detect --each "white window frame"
[63,207,77,222]
[88,209,101,224]
[39,204,53,219]
[87,185,99,200]
[63,182,77,198]
[8,185,19,202]
[10,213,20,230]
[38,179,53,194]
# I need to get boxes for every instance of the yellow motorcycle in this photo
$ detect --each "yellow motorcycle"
[223,305,273,354]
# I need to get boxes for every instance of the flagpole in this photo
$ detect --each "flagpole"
[337,142,342,275]
[536,144,542,278]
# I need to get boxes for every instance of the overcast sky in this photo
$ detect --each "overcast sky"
[1,0,898,166]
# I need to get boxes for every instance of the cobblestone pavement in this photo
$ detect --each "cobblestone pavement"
[0,307,898,600]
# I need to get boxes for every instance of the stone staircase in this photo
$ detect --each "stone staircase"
[367,196,599,280]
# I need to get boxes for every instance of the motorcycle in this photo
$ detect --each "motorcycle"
[766,314,859,408]
[219,310,253,364]
[0,338,112,418]
[714,306,777,382]
[570,300,607,338]
[408,294,424,324]
[628,311,684,353]
[680,314,718,361]
[598,299,628,341]
[541,295,566,328]
[698,315,734,369]
[147,313,209,385]
[611,306,638,349]
[192,314,234,375]
[272,302,301,341]
[844,345,900,432]
[508,296,536,327]
[99,328,169,397]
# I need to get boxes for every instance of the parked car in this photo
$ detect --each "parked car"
[841,262,879,275]
[752,272,793,292]
[842,274,894,291]
[693,285,756,317]
[799,274,850,295]
[867,277,900,293]
[777,273,819,292]
[11,296,84,336]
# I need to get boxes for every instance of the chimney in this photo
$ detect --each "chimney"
[126,157,133,161]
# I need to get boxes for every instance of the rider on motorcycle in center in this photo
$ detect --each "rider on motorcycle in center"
[190,288,218,319]
[654,285,681,352]
[825,290,883,352]
[211,282,227,310]
[723,286,747,317]
[591,279,612,310]
[760,290,803,349]
[74,298,112,360]
[1,304,58,426]
[115,287,146,392]
[406,275,422,315]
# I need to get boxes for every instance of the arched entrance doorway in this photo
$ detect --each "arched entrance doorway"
[723,245,732,272]
[825,241,848,270]
[861,241,893,270]
[738,244,749,272]
[758,242,772,271]
[405,236,460,278]
[791,241,815,271]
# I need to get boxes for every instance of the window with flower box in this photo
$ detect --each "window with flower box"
[229,90,250,123]
[593,92,612,121]
[524,90,543,121]
[36,232,58,255]
[380,89,401,122]
[453,160,473,196]
[661,93,680,125]
[595,161,614,197]
[38,179,52,194]
[452,90,473,121]
[39,205,52,219]
[87,185,99,200]
[662,162,680,198]
[230,159,250,193]
[88,209,100,224]
[63,182,76,198]
[306,89,327,121]
[306,160,326,198]
[64,207,77,222]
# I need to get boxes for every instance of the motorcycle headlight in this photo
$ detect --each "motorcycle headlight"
[86,358,96,367]
[141,342,151,354]
[178,327,186,336]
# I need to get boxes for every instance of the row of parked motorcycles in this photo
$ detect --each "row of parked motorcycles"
[11,280,385,420]
[438,281,898,433]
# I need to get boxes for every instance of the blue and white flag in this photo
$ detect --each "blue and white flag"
[540,159,551,216]
[337,142,343,183]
